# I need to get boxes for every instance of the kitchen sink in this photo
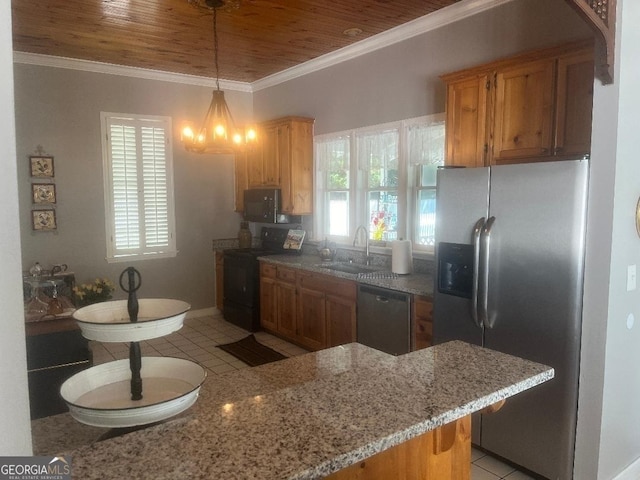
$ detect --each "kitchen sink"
[320,263,376,275]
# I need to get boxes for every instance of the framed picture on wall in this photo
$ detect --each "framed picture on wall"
[32,183,56,204]
[29,156,55,178]
[31,209,57,231]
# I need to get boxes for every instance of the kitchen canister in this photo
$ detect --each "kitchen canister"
[238,221,252,249]
[391,239,412,274]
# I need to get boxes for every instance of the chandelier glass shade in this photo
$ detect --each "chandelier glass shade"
[181,2,256,154]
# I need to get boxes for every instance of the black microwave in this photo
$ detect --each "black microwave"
[243,189,299,224]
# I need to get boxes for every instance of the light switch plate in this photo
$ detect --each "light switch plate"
[627,264,637,292]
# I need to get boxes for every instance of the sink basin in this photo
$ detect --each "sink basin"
[321,263,376,274]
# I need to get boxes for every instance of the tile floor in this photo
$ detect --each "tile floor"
[89,313,536,480]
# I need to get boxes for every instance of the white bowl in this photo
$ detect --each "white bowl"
[60,357,206,428]
[73,299,190,342]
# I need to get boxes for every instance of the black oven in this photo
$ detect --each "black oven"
[222,227,299,332]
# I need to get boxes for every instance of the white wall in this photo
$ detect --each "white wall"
[14,66,253,309]
[583,1,640,477]
[0,2,33,455]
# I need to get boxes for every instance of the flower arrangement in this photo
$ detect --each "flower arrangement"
[371,211,386,241]
[73,278,115,307]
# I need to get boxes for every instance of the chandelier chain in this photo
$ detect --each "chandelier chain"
[213,6,220,91]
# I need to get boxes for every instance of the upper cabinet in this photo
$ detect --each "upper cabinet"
[442,41,594,167]
[235,116,314,215]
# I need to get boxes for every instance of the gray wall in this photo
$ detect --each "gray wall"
[253,0,590,134]
[14,66,253,309]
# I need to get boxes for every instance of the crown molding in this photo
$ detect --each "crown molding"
[12,52,254,93]
[252,0,515,91]
[13,0,514,93]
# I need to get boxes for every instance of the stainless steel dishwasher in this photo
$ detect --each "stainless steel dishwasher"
[357,284,411,355]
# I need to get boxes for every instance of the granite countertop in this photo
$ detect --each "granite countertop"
[65,341,553,479]
[259,254,434,298]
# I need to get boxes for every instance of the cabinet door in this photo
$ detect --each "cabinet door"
[276,280,297,338]
[262,126,280,187]
[278,123,294,213]
[298,286,326,350]
[247,143,265,188]
[326,293,357,347]
[445,75,488,168]
[281,119,314,214]
[234,151,248,212]
[554,50,594,157]
[493,59,555,162]
[412,295,433,351]
[260,275,278,332]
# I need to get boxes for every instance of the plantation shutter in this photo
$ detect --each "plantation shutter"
[103,113,176,261]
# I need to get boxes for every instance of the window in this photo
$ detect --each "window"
[101,112,177,262]
[314,114,444,251]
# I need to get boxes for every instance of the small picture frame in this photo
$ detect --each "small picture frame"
[29,156,55,178]
[32,183,56,204]
[31,209,57,231]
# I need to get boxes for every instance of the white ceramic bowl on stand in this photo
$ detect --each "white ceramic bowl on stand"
[60,357,206,428]
[72,298,190,343]
[61,297,207,428]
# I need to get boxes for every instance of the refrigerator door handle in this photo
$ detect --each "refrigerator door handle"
[471,217,486,329]
[479,216,496,329]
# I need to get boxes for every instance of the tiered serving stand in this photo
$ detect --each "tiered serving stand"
[60,267,206,428]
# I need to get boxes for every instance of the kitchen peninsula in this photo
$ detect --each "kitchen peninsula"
[65,341,552,479]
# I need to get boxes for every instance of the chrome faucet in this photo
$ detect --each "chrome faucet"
[353,225,371,265]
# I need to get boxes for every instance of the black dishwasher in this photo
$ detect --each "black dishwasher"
[357,284,411,355]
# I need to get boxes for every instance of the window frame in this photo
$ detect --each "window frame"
[101,112,177,263]
[314,113,444,253]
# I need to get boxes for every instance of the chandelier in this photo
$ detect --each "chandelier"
[181,0,256,154]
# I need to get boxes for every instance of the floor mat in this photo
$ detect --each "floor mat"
[218,335,287,367]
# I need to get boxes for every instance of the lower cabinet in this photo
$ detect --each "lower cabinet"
[326,293,357,347]
[259,262,356,351]
[412,294,434,351]
[26,323,92,419]
[259,263,278,331]
[297,286,326,350]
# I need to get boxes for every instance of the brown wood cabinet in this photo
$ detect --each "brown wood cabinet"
[297,285,327,350]
[235,116,314,214]
[275,266,298,338]
[259,262,356,350]
[259,263,278,332]
[297,270,356,350]
[492,58,556,162]
[248,125,280,188]
[442,41,594,167]
[412,295,433,351]
[444,75,489,168]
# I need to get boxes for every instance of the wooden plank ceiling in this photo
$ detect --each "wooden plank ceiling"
[11,0,461,83]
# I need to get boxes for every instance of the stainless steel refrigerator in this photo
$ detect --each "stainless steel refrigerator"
[433,159,588,480]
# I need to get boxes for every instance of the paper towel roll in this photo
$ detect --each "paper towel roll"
[391,239,412,274]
